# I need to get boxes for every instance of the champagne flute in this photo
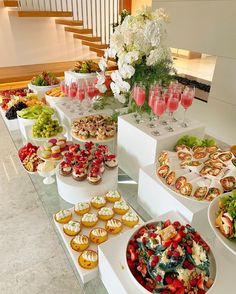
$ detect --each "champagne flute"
[68,82,77,99]
[132,83,146,124]
[151,97,166,136]
[76,82,85,102]
[147,86,158,128]
[166,96,179,132]
[180,86,195,127]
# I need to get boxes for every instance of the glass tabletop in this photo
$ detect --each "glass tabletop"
[9,128,152,294]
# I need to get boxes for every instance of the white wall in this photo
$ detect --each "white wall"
[153,0,236,145]
[0,7,95,67]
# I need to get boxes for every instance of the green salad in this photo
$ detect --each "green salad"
[175,135,216,149]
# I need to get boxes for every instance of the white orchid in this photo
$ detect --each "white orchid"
[96,83,107,93]
[115,93,126,104]
[119,64,135,79]
[98,58,107,72]
[124,51,139,65]
[119,80,131,93]
[111,70,123,83]
[110,82,121,96]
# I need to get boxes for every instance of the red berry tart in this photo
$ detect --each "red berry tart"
[59,161,73,176]
[87,166,101,185]
[69,144,80,155]
[104,154,118,169]
[72,164,87,181]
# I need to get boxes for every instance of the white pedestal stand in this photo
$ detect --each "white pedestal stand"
[118,113,205,182]
[137,163,208,223]
[56,167,118,204]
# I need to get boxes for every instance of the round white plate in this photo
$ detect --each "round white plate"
[208,195,236,255]
[125,220,217,294]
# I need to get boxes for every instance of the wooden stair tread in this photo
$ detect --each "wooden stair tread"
[89,47,105,56]
[0,0,18,7]
[8,10,73,17]
[73,34,101,42]
[55,19,83,26]
[82,40,109,49]
[65,27,92,34]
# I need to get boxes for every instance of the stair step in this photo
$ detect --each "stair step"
[89,47,105,57]
[0,0,18,7]
[65,27,92,34]
[8,10,73,17]
[82,41,109,49]
[73,34,101,42]
[55,19,83,26]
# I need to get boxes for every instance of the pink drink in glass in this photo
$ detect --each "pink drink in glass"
[64,84,69,96]
[181,94,193,109]
[148,91,156,108]
[153,99,165,117]
[163,93,170,105]
[87,86,96,99]
[69,86,77,99]
[60,81,65,93]
[134,86,146,106]
[167,97,179,112]
[77,88,85,102]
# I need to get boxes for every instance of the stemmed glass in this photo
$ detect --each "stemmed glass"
[76,83,85,103]
[132,83,146,124]
[151,97,166,136]
[166,96,179,132]
[84,78,98,111]
[68,82,77,99]
[180,85,195,127]
[147,84,160,128]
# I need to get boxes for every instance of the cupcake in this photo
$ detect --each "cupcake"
[93,149,103,159]
[105,219,123,234]
[89,228,108,244]
[90,195,106,209]
[63,220,81,236]
[59,161,72,176]
[81,213,98,227]
[69,144,80,155]
[78,250,98,269]
[75,156,88,168]
[71,235,89,252]
[41,150,51,159]
[98,207,114,221]
[44,142,53,151]
[54,209,72,224]
[104,154,118,169]
[87,166,101,185]
[98,145,109,155]
[93,158,105,173]
[72,164,87,181]
[113,200,129,215]
[122,211,139,227]
[85,141,95,152]
[74,202,91,215]
[64,152,76,165]
[105,190,121,203]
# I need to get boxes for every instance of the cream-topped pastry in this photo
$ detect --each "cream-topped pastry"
[54,209,72,224]
[81,213,98,227]
[106,190,121,202]
[113,200,129,215]
[63,220,81,236]
[74,202,90,215]
[70,234,89,252]
[98,207,114,220]
[122,211,139,227]
[78,250,98,269]
[105,218,123,234]
[73,235,89,245]
[91,195,106,209]
[90,228,108,244]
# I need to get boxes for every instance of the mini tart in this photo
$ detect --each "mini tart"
[105,218,123,234]
[74,202,91,215]
[63,220,81,236]
[121,211,139,227]
[98,207,114,221]
[105,190,121,203]
[89,227,108,244]
[70,235,89,252]
[54,209,72,224]
[59,161,72,176]
[104,154,118,169]
[113,200,129,215]
[90,195,106,209]
[81,213,98,227]
[78,250,98,269]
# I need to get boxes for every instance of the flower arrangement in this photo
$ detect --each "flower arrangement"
[97,6,175,113]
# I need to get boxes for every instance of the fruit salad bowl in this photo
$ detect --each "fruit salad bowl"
[125,216,216,294]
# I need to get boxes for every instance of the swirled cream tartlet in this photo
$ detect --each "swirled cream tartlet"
[113,200,129,215]
[90,195,106,209]
[89,227,108,244]
[54,209,72,224]
[78,250,98,269]
[81,213,98,227]
[74,202,91,215]
[63,220,81,236]
[98,207,114,221]
[105,190,121,203]
[70,235,89,252]
[105,219,123,234]
[122,211,139,227]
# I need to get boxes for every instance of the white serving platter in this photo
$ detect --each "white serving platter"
[208,194,236,256]
[53,200,143,283]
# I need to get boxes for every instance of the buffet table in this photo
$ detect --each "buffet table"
[118,113,205,182]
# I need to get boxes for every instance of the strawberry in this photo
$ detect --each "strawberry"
[172,279,183,288]
[175,287,186,294]
[173,221,181,228]
[190,278,197,287]
[172,251,180,257]
[172,241,178,249]
[156,274,162,282]
[186,246,192,254]
[165,276,173,285]
[197,277,204,290]
[162,240,172,247]
[166,284,177,293]
[172,232,183,243]
[148,250,154,256]
[163,219,171,228]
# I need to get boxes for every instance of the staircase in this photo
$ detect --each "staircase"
[2,0,131,57]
